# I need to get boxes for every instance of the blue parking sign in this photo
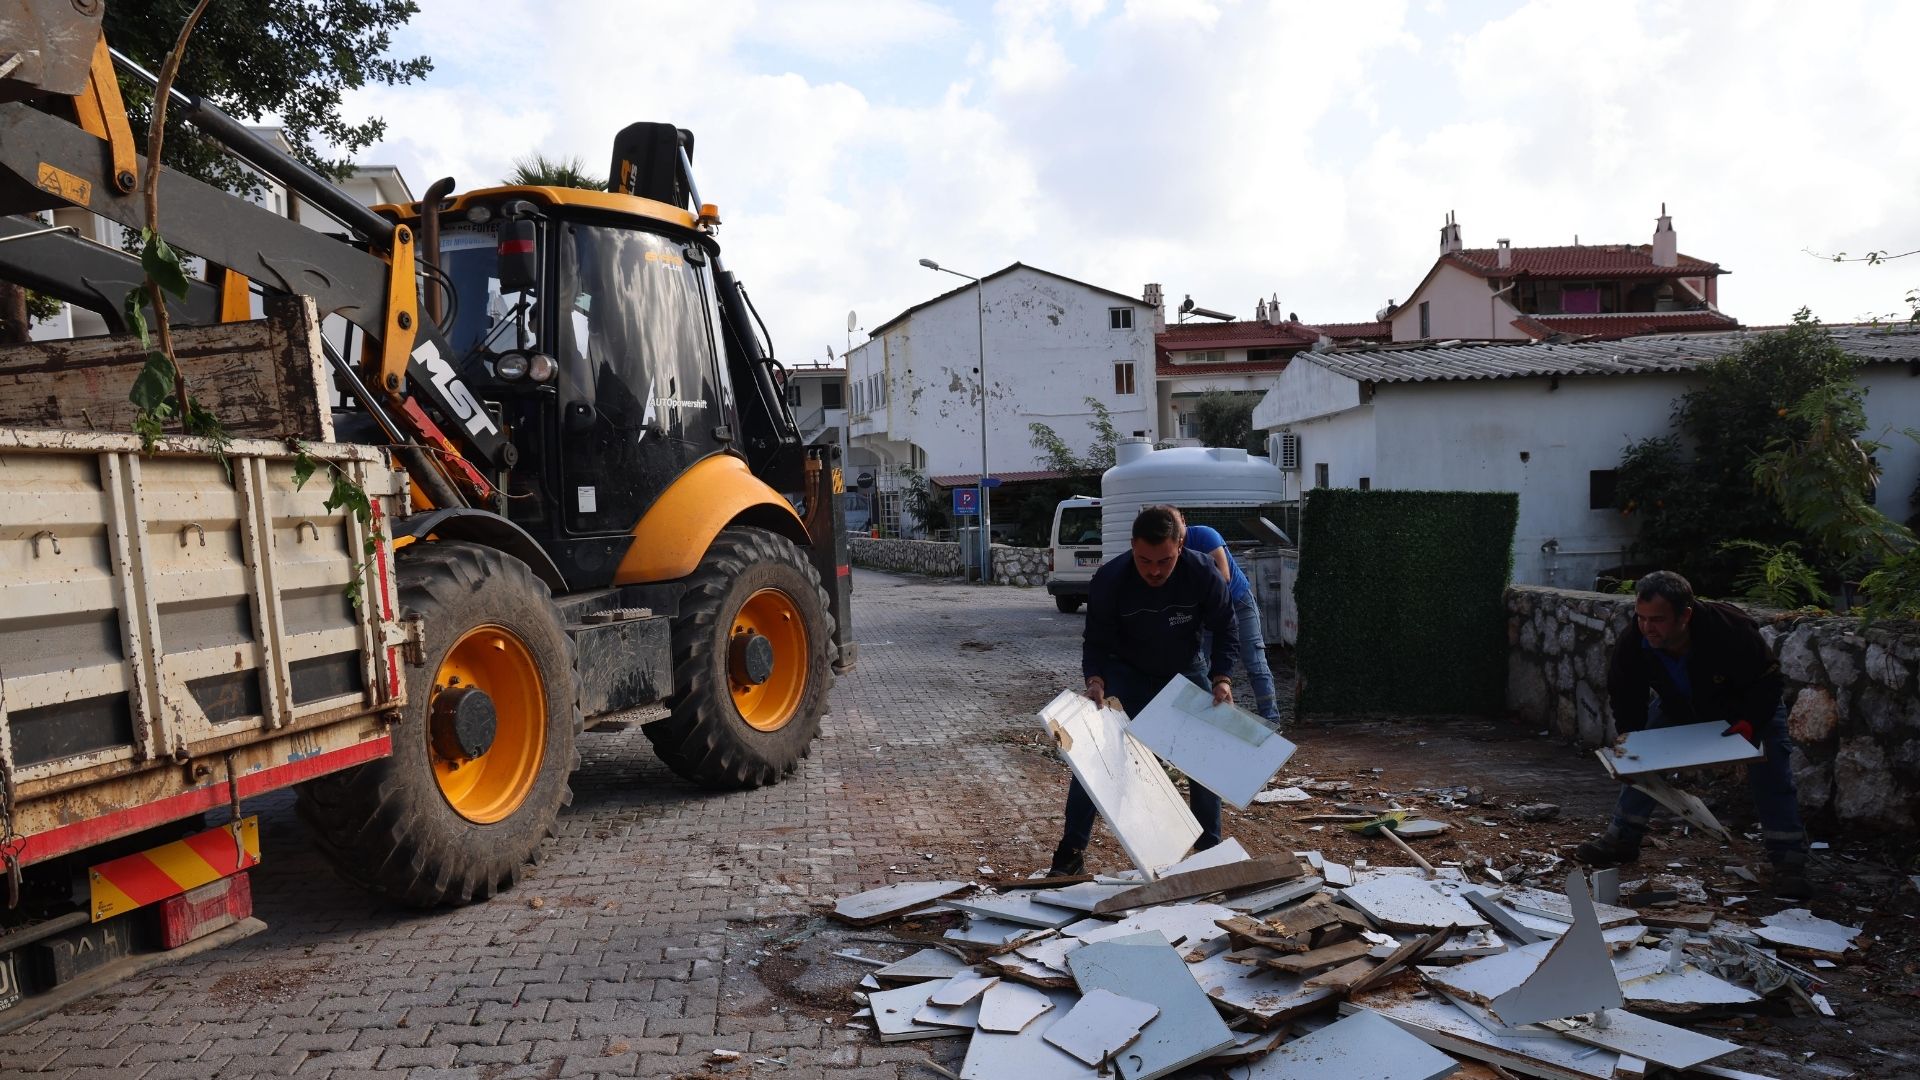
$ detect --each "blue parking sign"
[952,487,979,516]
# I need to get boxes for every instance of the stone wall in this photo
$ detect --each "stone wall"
[1505,585,1920,828]
[847,538,1052,587]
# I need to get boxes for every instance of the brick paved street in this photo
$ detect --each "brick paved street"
[10,570,1900,1079]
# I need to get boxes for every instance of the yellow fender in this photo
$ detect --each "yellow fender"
[615,455,809,584]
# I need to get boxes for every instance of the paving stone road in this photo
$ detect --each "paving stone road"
[3,571,1098,1080]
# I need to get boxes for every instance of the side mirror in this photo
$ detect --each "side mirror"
[497,218,538,294]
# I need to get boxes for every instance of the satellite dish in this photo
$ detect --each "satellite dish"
[847,310,858,332]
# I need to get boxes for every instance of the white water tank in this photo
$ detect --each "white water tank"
[1100,440,1288,558]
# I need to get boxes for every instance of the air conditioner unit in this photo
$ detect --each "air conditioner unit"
[1268,432,1301,471]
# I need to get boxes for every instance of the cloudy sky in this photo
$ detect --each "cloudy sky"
[343,0,1918,363]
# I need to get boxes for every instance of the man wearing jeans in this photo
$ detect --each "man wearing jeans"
[1048,506,1238,878]
[1182,521,1282,725]
[1576,571,1811,898]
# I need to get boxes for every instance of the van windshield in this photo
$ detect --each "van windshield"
[1057,507,1101,546]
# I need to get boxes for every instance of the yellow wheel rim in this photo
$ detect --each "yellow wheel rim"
[731,588,809,732]
[430,624,546,823]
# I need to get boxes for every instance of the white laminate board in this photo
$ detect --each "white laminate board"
[1553,1008,1741,1069]
[1598,721,1763,778]
[1227,876,1327,914]
[833,880,971,923]
[1239,1009,1460,1080]
[1341,996,1619,1080]
[946,892,1085,928]
[1341,875,1489,931]
[1753,908,1861,954]
[1042,881,1137,913]
[1187,949,1335,1023]
[960,986,1098,1080]
[929,973,1000,1007]
[1157,837,1251,875]
[1043,988,1161,1067]
[871,981,970,1042]
[946,918,1052,947]
[1067,940,1236,1080]
[1428,940,1555,1002]
[874,947,973,983]
[1127,677,1298,809]
[1040,689,1201,876]
[1503,886,1642,928]
[1488,871,1624,1027]
[977,979,1058,1033]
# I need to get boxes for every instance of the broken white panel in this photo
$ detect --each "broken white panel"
[960,986,1096,1080]
[1226,875,1326,914]
[1427,940,1556,1004]
[1599,721,1763,778]
[1157,837,1252,876]
[1067,939,1236,1080]
[1393,819,1450,839]
[875,948,973,984]
[977,980,1058,1033]
[946,917,1052,947]
[1753,908,1861,955]
[1043,881,1138,913]
[1554,1008,1740,1070]
[1208,1028,1288,1063]
[1040,689,1201,876]
[1488,871,1624,1027]
[1186,949,1334,1025]
[1509,908,1647,951]
[1430,986,1565,1041]
[1341,997,1618,1080]
[1043,988,1161,1067]
[1341,875,1489,932]
[1323,861,1355,888]
[1617,772,1733,842]
[914,993,984,1029]
[1427,928,1507,961]
[1076,901,1238,952]
[870,981,971,1042]
[832,880,971,924]
[1239,1008,1459,1080]
[1611,947,1760,1010]
[929,973,999,1007]
[1504,885,1642,927]
[1254,785,1312,804]
[1128,676,1298,809]
[1459,888,1547,946]
[992,949,1073,987]
[946,892,1085,928]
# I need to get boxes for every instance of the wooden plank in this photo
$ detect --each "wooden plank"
[1303,955,1380,991]
[0,295,331,440]
[1262,937,1373,975]
[1346,929,1453,996]
[1092,855,1304,915]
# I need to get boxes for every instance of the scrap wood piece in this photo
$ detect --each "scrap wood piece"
[1263,937,1373,976]
[1039,689,1201,877]
[1263,893,1342,936]
[976,979,1058,1033]
[1067,939,1236,1079]
[1216,915,1308,953]
[1303,955,1380,992]
[1127,675,1299,809]
[1092,855,1305,915]
[833,880,973,926]
[1488,871,1624,1027]
[1638,909,1716,932]
[1043,987,1161,1067]
[1237,1008,1459,1080]
[1548,1007,1741,1070]
[1345,929,1453,997]
[1340,875,1488,933]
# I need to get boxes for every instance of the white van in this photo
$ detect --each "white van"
[1046,496,1105,612]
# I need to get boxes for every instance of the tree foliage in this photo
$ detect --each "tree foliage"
[506,153,606,191]
[1191,390,1262,452]
[1614,312,1860,594]
[899,466,948,536]
[1016,397,1122,546]
[105,1,431,195]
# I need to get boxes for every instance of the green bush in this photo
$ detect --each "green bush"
[1294,489,1518,716]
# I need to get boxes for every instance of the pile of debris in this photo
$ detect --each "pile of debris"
[816,690,1859,1079]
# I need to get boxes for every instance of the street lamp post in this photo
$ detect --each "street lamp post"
[918,258,992,583]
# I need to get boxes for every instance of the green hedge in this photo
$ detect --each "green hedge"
[1294,489,1518,716]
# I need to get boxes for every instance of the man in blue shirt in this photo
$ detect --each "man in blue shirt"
[1577,571,1810,898]
[1049,506,1239,877]
[1182,520,1282,725]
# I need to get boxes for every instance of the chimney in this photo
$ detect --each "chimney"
[1143,282,1165,332]
[1652,203,1677,267]
[1255,297,1268,323]
[1271,293,1283,325]
[1496,238,1511,270]
[1439,210,1463,255]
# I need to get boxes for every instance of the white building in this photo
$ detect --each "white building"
[1251,325,1920,588]
[1154,299,1388,442]
[846,263,1159,489]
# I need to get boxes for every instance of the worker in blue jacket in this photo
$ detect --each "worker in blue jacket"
[1182,520,1282,726]
[1048,505,1238,877]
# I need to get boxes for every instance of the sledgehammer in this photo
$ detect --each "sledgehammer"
[1345,812,1436,879]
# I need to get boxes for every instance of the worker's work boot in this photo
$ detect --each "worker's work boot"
[1048,844,1085,878]
[1769,852,1813,900]
[1573,831,1642,868]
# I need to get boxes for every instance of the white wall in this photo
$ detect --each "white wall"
[847,267,1155,476]
[1860,367,1920,530]
[1289,406,1377,492]
[1389,263,1526,342]
[1253,355,1365,429]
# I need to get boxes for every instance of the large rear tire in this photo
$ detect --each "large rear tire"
[645,526,833,789]
[296,541,580,907]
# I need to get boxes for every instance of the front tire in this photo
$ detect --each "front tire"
[296,541,580,907]
[645,526,833,789]
[1054,595,1083,614]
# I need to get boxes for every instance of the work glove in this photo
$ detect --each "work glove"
[1721,719,1757,745]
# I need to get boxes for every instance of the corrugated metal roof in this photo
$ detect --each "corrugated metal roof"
[1306,323,1920,384]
